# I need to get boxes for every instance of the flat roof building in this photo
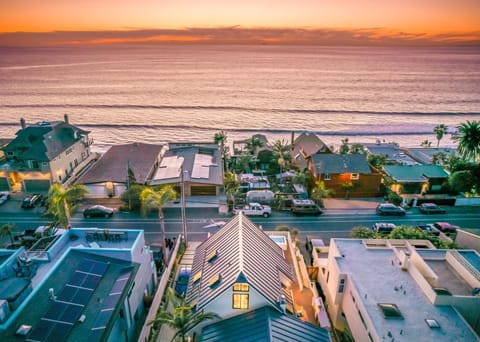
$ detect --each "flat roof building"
[315,239,479,341]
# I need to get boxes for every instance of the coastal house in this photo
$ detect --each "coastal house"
[405,147,459,165]
[292,132,332,170]
[314,238,480,341]
[383,164,449,195]
[75,143,163,198]
[0,115,94,193]
[308,154,382,197]
[363,142,418,165]
[0,228,157,341]
[150,143,223,197]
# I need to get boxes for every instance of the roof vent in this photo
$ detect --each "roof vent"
[425,318,441,329]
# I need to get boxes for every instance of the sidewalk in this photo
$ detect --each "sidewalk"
[323,197,383,210]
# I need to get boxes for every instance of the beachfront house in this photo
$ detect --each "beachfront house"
[149,142,223,197]
[383,164,449,195]
[75,142,163,198]
[292,132,332,170]
[0,115,94,192]
[308,154,382,197]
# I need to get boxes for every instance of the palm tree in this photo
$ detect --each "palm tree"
[272,139,292,172]
[420,139,432,148]
[311,181,335,207]
[454,120,480,161]
[214,130,229,172]
[47,183,88,228]
[339,138,349,154]
[434,124,448,148]
[141,186,176,264]
[245,136,264,155]
[0,223,15,245]
[150,288,219,342]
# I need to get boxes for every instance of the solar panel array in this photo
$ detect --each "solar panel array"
[154,155,184,180]
[191,153,212,179]
[27,258,109,342]
[89,268,133,340]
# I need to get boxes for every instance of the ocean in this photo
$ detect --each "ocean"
[0,45,479,151]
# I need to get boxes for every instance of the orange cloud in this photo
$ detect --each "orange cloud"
[0,27,478,47]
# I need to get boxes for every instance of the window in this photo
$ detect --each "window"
[338,279,345,293]
[206,250,218,262]
[192,271,202,283]
[351,173,359,180]
[232,293,249,309]
[233,283,249,292]
[358,310,367,329]
[209,274,221,287]
[378,303,403,319]
[32,161,39,168]
[368,332,374,341]
[326,271,330,283]
[351,292,356,303]
[324,173,331,180]
[6,151,13,156]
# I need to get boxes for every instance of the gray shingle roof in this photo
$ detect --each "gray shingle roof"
[384,165,449,182]
[76,143,162,184]
[311,154,372,174]
[201,306,331,342]
[3,121,89,162]
[185,214,293,311]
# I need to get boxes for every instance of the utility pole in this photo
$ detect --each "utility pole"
[180,164,188,246]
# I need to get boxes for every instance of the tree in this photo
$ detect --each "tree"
[339,138,349,154]
[350,226,376,239]
[367,154,386,170]
[272,139,292,172]
[433,124,448,148]
[310,181,334,207]
[349,143,365,154]
[387,191,403,205]
[0,223,15,245]
[245,136,264,155]
[389,226,427,240]
[448,170,476,193]
[214,130,229,172]
[224,172,239,206]
[420,139,432,148]
[47,183,88,228]
[234,153,254,173]
[150,288,219,342]
[454,120,480,161]
[121,184,147,211]
[431,151,447,165]
[342,181,356,199]
[141,186,176,264]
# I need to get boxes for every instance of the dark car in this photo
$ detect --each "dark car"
[291,199,323,216]
[174,267,191,296]
[376,203,406,216]
[21,194,43,209]
[83,205,114,218]
[416,224,440,236]
[433,222,459,234]
[419,203,446,214]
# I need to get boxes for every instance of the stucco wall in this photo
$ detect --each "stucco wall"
[455,230,480,252]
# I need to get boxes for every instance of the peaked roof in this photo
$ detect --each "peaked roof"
[293,132,331,157]
[76,143,163,184]
[311,153,372,174]
[384,164,449,182]
[3,121,89,162]
[185,214,293,311]
[201,306,331,342]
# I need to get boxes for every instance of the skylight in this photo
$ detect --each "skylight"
[378,303,403,319]
[425,319,441,329]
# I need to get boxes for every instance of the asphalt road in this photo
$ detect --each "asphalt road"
[1,206,479,245]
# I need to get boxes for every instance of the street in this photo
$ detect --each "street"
[1,206,479,245]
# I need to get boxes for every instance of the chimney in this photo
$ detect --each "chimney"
[20,118,26,129]
[64,114,69,124]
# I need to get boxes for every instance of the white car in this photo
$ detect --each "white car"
[0,191,11,205]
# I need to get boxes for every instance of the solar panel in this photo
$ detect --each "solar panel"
[26,319,54,342]
[71,288,92,306]
[83,274,102,290]
[48,322,72,341]
[102,294,121,310]
[91,261,109,276]
[92,310,111,329]
[111,278,128,294]
[69,272,87,287]
[77,259,96,273]
[76,258,109,276]
[44,302,83,324]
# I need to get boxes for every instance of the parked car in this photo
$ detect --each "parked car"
[419,203,446,214]
[372,222,397,233]
[432,222,459,234]
[0,191,11,205]
[291,199,322,216]
[416,224,441,236]
[83,205,114,218]
[21,194,43,209]
[233,202,271,218]
[376,203,406,216]
[174,267,191,296]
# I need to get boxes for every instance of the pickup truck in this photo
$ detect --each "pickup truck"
[233,203,272,218]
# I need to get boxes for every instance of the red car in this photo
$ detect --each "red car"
[433,222,459,234]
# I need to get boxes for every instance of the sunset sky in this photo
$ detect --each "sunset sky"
[1,0,479,46]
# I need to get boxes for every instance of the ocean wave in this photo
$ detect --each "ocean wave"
[0,121,451,136]
[0,103,479,116]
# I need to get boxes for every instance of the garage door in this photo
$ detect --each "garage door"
[0,177,9,191]
[24,179,51,193]
[113,184,126,197]
[191,185,216,196]
[85,184,109,198]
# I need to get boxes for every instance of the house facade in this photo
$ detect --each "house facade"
[0,115,94,192]
[308,154,382,198]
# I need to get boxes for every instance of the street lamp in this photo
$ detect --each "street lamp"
[180,165,188,246]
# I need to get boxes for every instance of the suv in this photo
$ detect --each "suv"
[372,223,397,233]
[419,203,446,214]
[291,199,322,216]
[21,194,43,209]
[376,203,406,216]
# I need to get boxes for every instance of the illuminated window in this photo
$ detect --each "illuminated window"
[233,283,249,292]
[209,274,221,287]
[324,174,331,180]
[232,293,249,309]
[351,173,359,180]
[192,271,202,283]
[206,250,217,262]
